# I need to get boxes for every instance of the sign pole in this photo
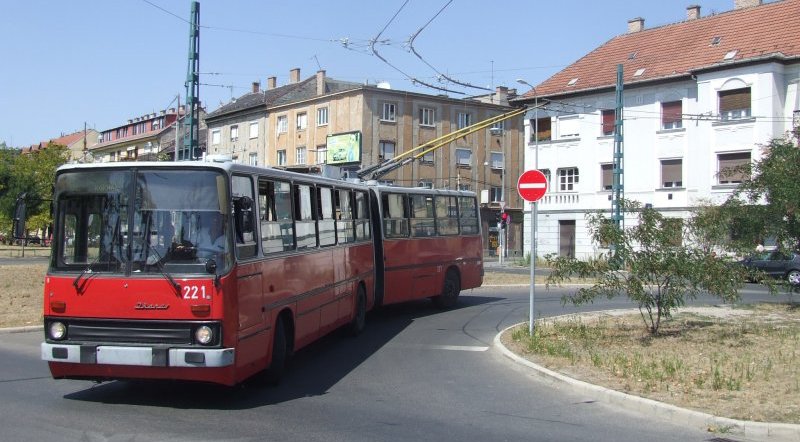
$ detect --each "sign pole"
[517,169,547,335]
[529,201,536,334]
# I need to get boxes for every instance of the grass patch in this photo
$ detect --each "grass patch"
[502,304,800,424]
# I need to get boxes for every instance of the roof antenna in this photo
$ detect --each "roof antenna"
[312,55,322,71]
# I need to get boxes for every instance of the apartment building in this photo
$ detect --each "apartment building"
[90,107,206,162]
[514,0,800,259]
[205,69,525,255]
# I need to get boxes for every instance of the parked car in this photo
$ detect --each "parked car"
[738,250,800,286]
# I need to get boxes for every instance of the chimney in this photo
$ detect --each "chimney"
[290,68,301,84]
[495,86,509,104]
[316,70,326,95]
[686,5,701,20]
[734,0,762,9]
[627,17,644,33]
[267,76,277,90]
[252,81,260,93]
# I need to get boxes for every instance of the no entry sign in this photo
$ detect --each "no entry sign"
[517,170,548,202]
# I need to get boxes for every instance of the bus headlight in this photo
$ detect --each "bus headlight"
[195,325,213,345]
[49,322,67,340]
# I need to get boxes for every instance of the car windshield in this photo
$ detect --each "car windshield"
[52,168,232,275]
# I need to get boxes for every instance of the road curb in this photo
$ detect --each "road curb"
[494,321,800,442]
[0,325,40,334]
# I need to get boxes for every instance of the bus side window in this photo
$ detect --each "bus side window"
[233,175,257,259]
[410,194,435,237]
[294,184,317,249]
[382,193,408,238]
[435,195,459,236]
[354,191,371,241]
[458,196,479,234]
[317,186,336,246]
[335,189,355,244]
[259,178,295,253]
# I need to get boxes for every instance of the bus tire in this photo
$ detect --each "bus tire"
[433,268,460,309]
[265,316,289,384]
[348,284,367,336]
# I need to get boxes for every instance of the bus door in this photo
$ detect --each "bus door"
[232,176,265,349]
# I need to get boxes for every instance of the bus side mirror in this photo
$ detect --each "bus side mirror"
[13,194,27,239]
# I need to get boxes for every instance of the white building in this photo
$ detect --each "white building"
[514,0,800,259]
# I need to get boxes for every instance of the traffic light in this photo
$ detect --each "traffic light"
[500,212,508,229]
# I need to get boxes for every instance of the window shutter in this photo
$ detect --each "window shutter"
[661,159,682,186]
[601,110,615,135]
[719,88,751,112]
[718,152,750,183]
[601,164,613,190]
[662,101,682,124]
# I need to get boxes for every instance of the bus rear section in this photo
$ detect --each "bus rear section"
[41,163,375,386]
[371,187,483,308]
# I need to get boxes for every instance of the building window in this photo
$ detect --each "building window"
[718,152,750,184]
[418,180,433,189]
[317,107,329,126]
[457,112,472,129]
[249,153,258,166]
[379,141,395,160]
[421,150,434,164]
[601,110,615,136]
[558,115,580,139]
[457,184,471,191]
[249,122,258,139]
[661,159,683,188]
[456,148,472,167]
[296,146,306,165]
[211,129,220,145]
[316,145,327,164]
[490,152,504,169]
[539,168,551,184]
[557,167,579,191]
[661,101,683,129]
[419,107,435,127]
[490,119,505,132]
[601,164,613,190]
[381,103,396,122]
[719,87,751,121]
[277,149,287,166]
[296,112,307,130]
[490,186,502,202]
[532,117,551,142]
[277,115,288,133]
[230,125,239,142]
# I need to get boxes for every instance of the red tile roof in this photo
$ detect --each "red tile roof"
[520,0,800,99]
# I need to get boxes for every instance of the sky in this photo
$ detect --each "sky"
[0,0,755,148]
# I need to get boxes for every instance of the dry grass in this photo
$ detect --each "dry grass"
[502,304,800,424]
[0,263,47,328]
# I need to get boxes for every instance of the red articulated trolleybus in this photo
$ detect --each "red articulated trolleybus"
[40,160,482,386]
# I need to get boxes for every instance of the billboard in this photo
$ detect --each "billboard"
[326,131,361,165]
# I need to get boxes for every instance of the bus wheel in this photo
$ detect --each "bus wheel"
[348,285,367,336]
[433,269,460,309]
[265,316,289,384]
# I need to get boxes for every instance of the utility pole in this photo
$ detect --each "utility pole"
[180,1,200,161]
[611,64,625,263]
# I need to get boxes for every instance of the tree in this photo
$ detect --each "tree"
[546,200,748,335]
[724,135,800,251]
[0,143,69,237]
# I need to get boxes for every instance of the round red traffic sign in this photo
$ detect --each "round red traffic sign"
[517,170,548,202]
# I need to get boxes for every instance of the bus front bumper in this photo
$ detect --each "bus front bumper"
[41,343,235,368]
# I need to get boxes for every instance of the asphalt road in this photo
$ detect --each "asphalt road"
[0,282,783,442]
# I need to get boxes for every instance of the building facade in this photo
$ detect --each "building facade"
[204,69,525,256]
[514,0,800,259]
[90,107,206,162]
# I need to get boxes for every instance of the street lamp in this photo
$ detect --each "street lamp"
[516,79,539,335]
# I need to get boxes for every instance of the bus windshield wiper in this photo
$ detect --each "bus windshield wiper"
[147,246,182,296]
[73,256,101,293]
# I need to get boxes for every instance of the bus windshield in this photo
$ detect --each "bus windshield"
[53,168,232,275]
